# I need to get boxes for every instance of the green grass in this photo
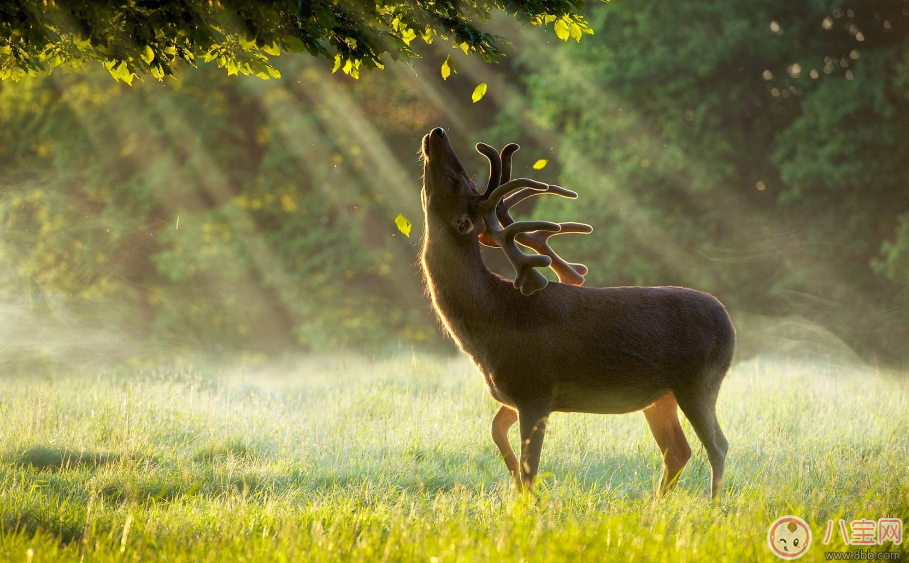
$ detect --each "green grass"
[1,354,907,562]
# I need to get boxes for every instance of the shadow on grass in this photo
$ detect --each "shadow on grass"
[4,446,119,471]
[1,511,85,545]
[193,439,263,462]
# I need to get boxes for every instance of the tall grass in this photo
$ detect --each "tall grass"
[1,355,907,561]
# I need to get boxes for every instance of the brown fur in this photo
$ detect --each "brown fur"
[419,128,735,496]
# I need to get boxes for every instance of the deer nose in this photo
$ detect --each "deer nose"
[430,127,446,139]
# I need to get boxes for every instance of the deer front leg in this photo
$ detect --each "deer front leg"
[491,406,520,487]
[517,405,550,491]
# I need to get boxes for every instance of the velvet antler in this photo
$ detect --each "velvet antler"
[478,179,561,295]
[475,143,592,293]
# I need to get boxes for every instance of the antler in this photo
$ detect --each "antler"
[475,143,592,294]
[478,179,560,295]
[476,142,501,198]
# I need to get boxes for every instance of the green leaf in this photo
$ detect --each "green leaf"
[471,83,488,103]
[141,45,154,64]
[109,61,133,84]
[533,159,548,170]
[401,28,417,46]
[441,54,456,80]
[394,214,412,237]
[554,19,570,41]
[282,36,306,52]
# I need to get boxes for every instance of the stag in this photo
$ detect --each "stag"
[419,128,735,497]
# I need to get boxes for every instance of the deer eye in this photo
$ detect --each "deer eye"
[447,176,462,192]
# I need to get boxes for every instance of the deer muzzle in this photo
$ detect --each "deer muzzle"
[424,127,454,162]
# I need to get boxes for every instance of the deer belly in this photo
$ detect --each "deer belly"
[554,383,669,415]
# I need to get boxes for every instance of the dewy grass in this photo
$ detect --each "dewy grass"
[0,355,907,562]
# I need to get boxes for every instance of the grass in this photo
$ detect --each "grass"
[0,354,907,562]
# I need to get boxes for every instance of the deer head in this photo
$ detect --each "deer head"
[421,127,592,296]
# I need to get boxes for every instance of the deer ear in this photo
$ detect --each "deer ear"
[454,214,475,235]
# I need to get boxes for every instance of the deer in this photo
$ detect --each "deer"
[418,127,736,498]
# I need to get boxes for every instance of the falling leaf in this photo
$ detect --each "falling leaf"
[395,214,412,237]
[471,83,487,103]
[175,215,180,230]
[441,54,456,80]
[533,159,548,170]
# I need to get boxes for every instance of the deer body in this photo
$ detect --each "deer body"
[423,229,733,415]
[420,128,734,496]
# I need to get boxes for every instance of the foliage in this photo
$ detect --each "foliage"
[0,357,907,560]
[0,0,597,83]
[2,0,908,364]
[493,0,909,363]
[0,60,438,356]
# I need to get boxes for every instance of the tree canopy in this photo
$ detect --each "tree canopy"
[0,0,596,83]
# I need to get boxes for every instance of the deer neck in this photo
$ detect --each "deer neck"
[420,216,499,344]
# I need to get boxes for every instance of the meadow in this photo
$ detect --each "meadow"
[0,354,907,562]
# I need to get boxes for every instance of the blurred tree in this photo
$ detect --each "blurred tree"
[3,0,908,366]
[0,0,596,83]
[0,60,441,357]
[496,0,909,364]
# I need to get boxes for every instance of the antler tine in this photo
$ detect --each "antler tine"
[481,178,549,213]
[499,143,520,184]
[475,143,502,199]
[503,185,577,208]
[515,222,593,286]
[476,142,506,248]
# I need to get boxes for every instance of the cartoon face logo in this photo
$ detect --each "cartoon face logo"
[768,516,812,560]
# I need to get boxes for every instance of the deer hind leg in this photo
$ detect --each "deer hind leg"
[675,385,727,498]
[517,404,551,492]
[644,392,692,497]
[491,405,520,487]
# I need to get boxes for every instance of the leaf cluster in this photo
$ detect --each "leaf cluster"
[0,0,598,82]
